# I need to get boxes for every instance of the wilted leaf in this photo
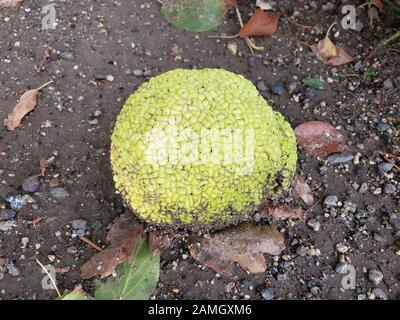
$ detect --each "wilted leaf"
[310,36,353,66]
[255,0,272,11]
[161,0,226,32]
[302,78,326,90]
[94,235,160,300]
[190,224,285,275]
[292,175,314,206]
[58,287,92,300]
[0,0,23,8]
[239,9,281,38]
[294,121,347,157]
[260,201,306,220]
[149,230,174,253]
[80,214,144,279]
[4,89,38,131]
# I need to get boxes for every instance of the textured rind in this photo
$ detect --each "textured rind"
[111,69,297,228]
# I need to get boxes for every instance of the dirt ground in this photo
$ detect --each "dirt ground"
[0,0,399,300]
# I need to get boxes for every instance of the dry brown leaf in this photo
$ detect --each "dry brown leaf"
[149,231,174,253]
[4,89,38,131]
[0,0,23,8]
[292,175,314,206]
[39,156,55,176]
[80,214,144,279]
[239,9,281,38]
[260,202,306,220]
[310,33,353,66]
[294,121,347,157]
[189,224,285,275]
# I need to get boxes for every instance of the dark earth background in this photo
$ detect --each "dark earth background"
[0,0,399,300]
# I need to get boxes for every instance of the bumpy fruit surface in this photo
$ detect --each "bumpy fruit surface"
[111,69,297,228]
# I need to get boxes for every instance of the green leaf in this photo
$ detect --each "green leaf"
[94,235,160,300]
[58,288,92,300]
[302,78,326,90]
[160,0,225,32]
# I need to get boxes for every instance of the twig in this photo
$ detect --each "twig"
[286,18,313,30]
[35,80,54,91]
[36,258,61,297]
[376,150,400,170]
[306,189,327,212]
[80,236,103,252]
[207,34,239,39]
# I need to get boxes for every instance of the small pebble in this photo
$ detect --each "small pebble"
[0,209,16,222]
[270,83,285,96]
[326,151,354,165]
[256,80,267,92]
[324,195,339,207]
[260,287,274,300]
[368,269,383,285]
[384,184,396,194]
[22,176,41,193]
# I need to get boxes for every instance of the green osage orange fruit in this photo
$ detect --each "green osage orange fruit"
[111,69,297,229]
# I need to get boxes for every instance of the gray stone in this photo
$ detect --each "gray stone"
[335,262,348,274]
[94,74,106,81]
[59,51,76,61]
[50,188,69,199]
[260,287,274,300]
[377,123,390,133]
[22,176,41,193]
[271,83,285,96]
[378,162,393,174]
[286,80,298,94]
[307,219,320,232]
[72,219,87,237]
[7,263,21,277]
[372,288,387,300]
[384,184,396,194]
[389,214,400,231]
[383,79,394,90]
[296,245,307,257]
[359,182,368,194]
[0,209,16,222]
[256,80,267,92]
[0,220,15,232]
[326,152,354,165]
[368,269,383,285]
[133,69,144,77]
[324,195,339,207]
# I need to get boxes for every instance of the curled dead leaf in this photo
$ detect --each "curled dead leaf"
[80,214,144,279]
[260,202,306,220]
[189,224,285,275]
[4,90,38,131]
[292,175,314,206]
[239,9,281,38]
[0,0,23,8]
[294,121,347,157]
